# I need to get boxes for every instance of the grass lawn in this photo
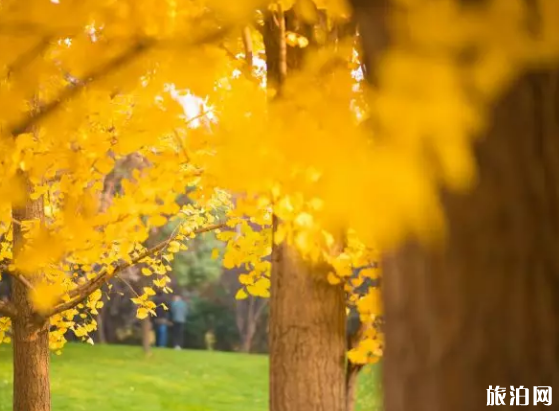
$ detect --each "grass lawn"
[0,344,382,411]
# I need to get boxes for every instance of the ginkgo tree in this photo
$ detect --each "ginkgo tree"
[1,1,558,411]
[0,1,257,410]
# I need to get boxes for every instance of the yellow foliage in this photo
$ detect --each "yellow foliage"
[0,0,558,363]
[30,283,64,314]
[235,288,249,300]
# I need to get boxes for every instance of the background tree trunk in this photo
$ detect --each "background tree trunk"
[141,317,152,355]
[346,320,366,411]
[12,174,51,411]
[270,240,347,411]
[382,72,559,410]
[95,304,107,344]
[265,4,348,411]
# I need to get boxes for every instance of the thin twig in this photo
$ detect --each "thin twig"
[115,273,140,298]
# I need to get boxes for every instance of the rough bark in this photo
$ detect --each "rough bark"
[349,1,559,410]
[346,320,366,411]
[382,71,559,411]
[270,239,347,411]
[345,363,363,411]
[11,313,50,411]
[12,173,51,411]
[264,4,348,411]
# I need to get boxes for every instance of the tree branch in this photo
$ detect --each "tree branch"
[45,222,226,317]
[0,300,17,318]
[10,40,152,136]
[0,263,35,291]
[5,36,52,80]
[9,26,230,137]
[12,273,34,291]
[242,26,254,69]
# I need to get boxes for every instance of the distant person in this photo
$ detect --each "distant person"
[153,297,171,348]
[170,294,188,350]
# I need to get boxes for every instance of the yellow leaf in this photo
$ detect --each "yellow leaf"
[149,215,167,227]
[297,36,309,48]
[360,268,378,278]
[327,272,341,285]
[211,248,220,260]
[95,157,114,175]
[294,0,318,23]
[141,267,152,276]
[235,288,248,300]
[168,241,181,253]
[347,348,368,365]
[30,282,64,314]
[137,307,149,319]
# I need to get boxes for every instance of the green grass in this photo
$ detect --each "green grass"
[0,344,382,411]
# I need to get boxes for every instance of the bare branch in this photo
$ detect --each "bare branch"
[0,300,17,318]
[45,222,226,317]
[5,36,52,79]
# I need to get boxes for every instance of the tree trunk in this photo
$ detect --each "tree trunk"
[240,321,255,353]
[346,320,365,411]
[96,304,107,344]
[270,240,347,411]
[12,313,51,411]
[345,362,363,411]
[382,72,559,410]
[264,4,348,411]
[264,5,348,411]
[141,317,152,355]
[12,173,51,411]
[348,2,559,409]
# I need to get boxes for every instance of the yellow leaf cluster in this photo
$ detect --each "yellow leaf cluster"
[0,0,558,359]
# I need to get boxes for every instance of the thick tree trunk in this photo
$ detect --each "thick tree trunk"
[348,2,559,409]
[265,5,348,411]
[12,173,51,411]
[270,240,347,411]
[382,72,559,410]
[12,312,51,411]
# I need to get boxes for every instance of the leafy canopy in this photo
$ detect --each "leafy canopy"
[0,0,558,365]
